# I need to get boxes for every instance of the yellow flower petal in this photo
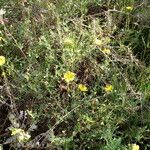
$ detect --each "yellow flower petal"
[132,144,140,150]
[104,84,113,92]
[64,71,76,83]
[0,56,6,66]
[18,131,31,142]
[126,6,133,11]
[78,84,88,92]
[10,128,31,142]
[10,128,24,136]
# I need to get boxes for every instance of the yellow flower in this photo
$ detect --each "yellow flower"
[104,84,113,92]
[93,38,102,46]
[10,128,31,143]
[102,48,111,54]
[63,37,75,48]
[0,56,6,66]
[126,6,133,11]
[132,144,140,150]
[10,128,24,136]
[64,71,76,83]
[18,131,31,143]
[78,84,88,92]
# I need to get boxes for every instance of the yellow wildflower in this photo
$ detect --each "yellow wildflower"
[93,38,102,46]
[102,48,111,54]
[0,56,5,66]
[10,128,24,136]
[104,84,113,92]
[132,144,140,150]
[126,6,133,11]
[78,84,88,92]
[10,128,31,143]
[18,131,31,143]
[64,71,76,83]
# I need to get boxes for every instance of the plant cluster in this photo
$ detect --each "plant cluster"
[0,0,149,149]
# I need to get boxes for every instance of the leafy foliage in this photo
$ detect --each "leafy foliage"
[0,0,150,149]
